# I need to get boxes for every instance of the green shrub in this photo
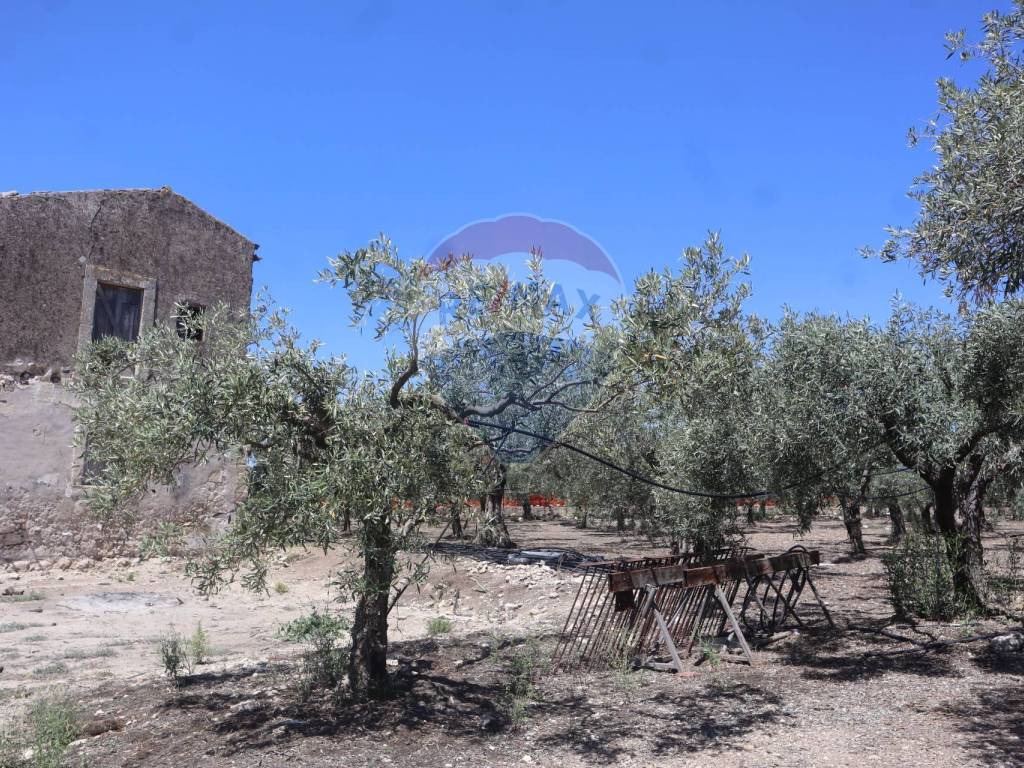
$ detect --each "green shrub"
[27,697,80,768]
[502,639,541,730]
[883,531,974,620]
[0,696,80,768]
[189,622,210,666]
[158,630,191,683]
[426,616,453,636]
[278,609,349,698]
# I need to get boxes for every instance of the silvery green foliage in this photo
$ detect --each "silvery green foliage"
[320,237,613,478]
[761,300,1024,606]
[762,302,1024,503]
[533,391,659,529]
[610,234,764,551]
[862,301,1024,477]
[875,2,1024,305]
[74,299,477,595]
[755,312,880,526]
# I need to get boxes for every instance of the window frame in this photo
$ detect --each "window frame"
[76,265,157,355]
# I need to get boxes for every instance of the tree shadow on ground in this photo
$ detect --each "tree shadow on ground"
[532,679,786,764]
[777,623,962,683]
[937,678,1024,766]
[156,631,555,758]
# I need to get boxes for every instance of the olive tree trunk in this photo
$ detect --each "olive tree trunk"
[839,495,866,555]
[920,503,935,533]
[348,515,395,697]
[450,503,464,539]
[475,466,515,548]
[887,501,906,544]
[928,467,987,613]
[521,497,533,521]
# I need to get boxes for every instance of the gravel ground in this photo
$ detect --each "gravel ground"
[2,515,1022,767]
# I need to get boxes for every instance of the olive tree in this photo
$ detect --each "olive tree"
[320,240,609,550]
[861,301,1024,609]
[875,2,1024,305]
[75,302,477,697]
[610,233,766,554]
[762,302,1024,609]
[755,312,883,554]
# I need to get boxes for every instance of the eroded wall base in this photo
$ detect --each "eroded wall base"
[0,375,241,566]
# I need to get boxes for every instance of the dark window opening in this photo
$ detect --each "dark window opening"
[79,435,106,486]
[175,302,206,341]
[92,283,144,342]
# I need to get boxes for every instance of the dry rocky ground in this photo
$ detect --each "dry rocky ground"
[1,515,1023,767]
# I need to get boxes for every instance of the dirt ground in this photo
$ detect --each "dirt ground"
[2,515,1023,768]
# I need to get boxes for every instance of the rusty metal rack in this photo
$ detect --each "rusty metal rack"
[550,545,833,673]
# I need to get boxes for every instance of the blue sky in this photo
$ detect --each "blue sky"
[3,1,1000,370]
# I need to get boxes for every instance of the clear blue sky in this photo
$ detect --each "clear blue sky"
[3,1,1000,370]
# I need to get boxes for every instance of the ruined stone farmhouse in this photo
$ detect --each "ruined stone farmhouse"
[0,188,257,566]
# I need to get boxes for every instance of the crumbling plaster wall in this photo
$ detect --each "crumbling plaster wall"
[0,375,243,566]
[0,187,255,373]
[0,188,256,565]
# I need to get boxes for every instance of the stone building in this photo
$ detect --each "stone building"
[0,187,258,566]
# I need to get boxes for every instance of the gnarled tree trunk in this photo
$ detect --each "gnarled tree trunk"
[887,501,906,544]
[928,467,986,613]
[475,466,515,549]
[450,503,464,539]
[521,497,533,521]
[839,494,866,555]
[348,515,394,697]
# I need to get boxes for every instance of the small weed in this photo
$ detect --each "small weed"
[427,616,453,636]
[158,629,191,684]
[0,622,33,634]
[610,648,644,692]
[274,581,289,594]
[189,622,211,666]
[502,639,541,731]
[14,696,81,768]
[32,662,69,678]
[25,634,47,643]
[698,637,722,669]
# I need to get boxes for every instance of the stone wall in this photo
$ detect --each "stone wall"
[0,374,243,566]
[0,188,256,564]
[0,187,256,373]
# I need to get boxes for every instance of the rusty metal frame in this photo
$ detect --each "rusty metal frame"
[550,545,831,673]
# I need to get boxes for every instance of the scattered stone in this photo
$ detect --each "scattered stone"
[990,632,1024,654]
[82,717,124,737]
[229,699,262,715]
